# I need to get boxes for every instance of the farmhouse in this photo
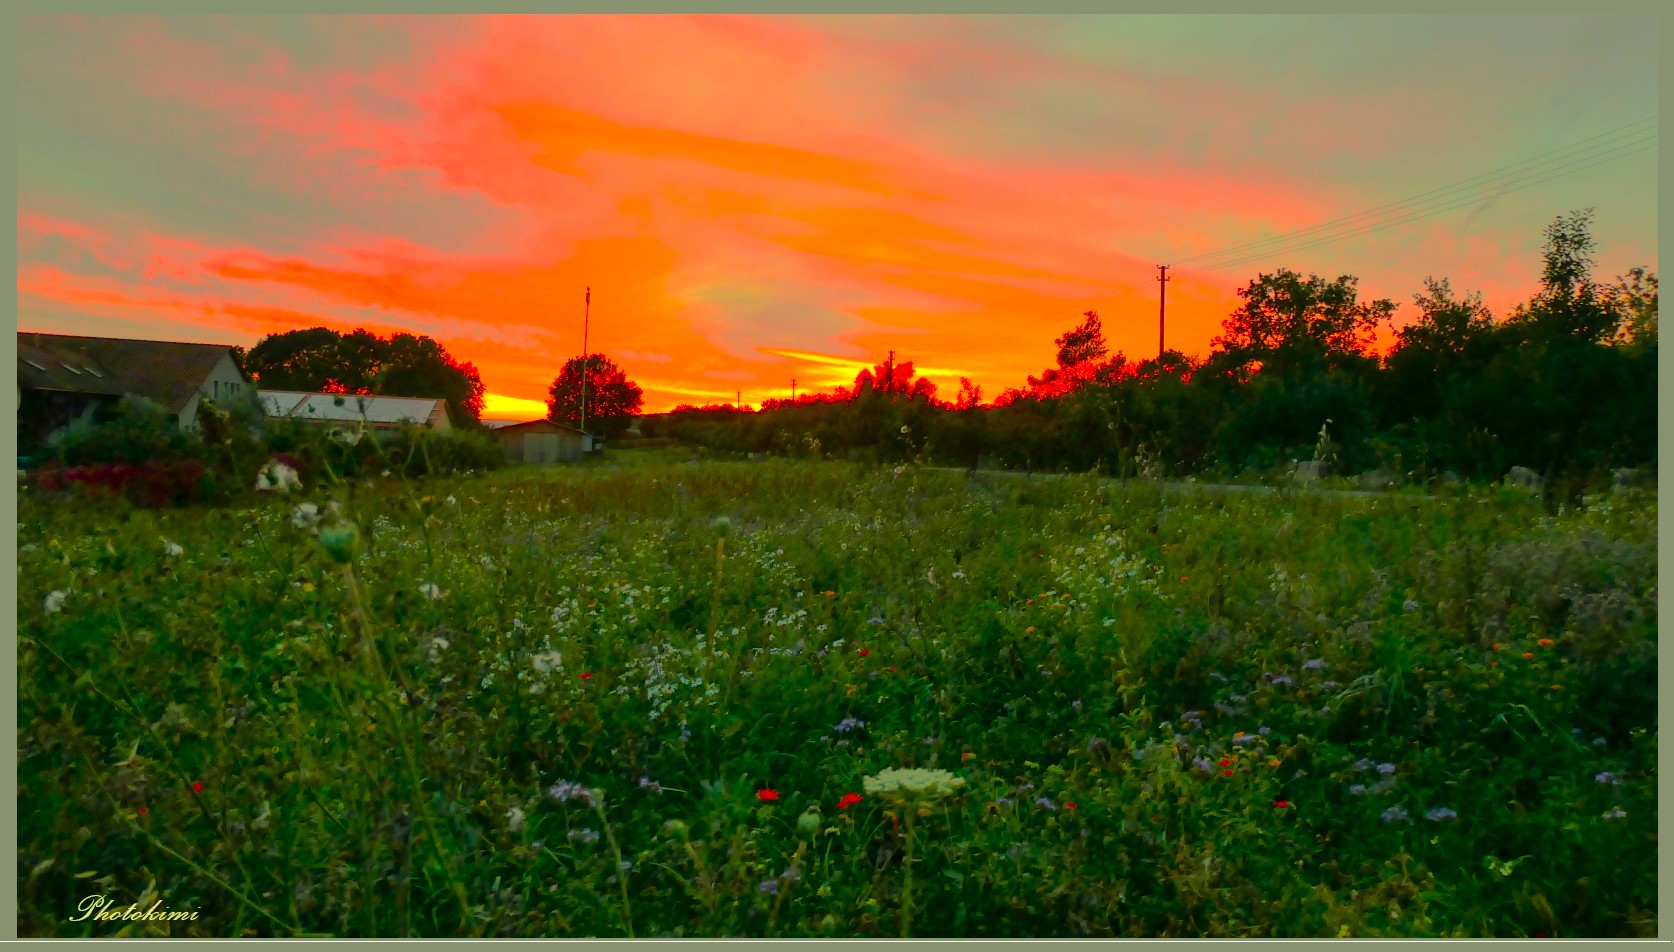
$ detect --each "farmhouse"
[259,391,452,431]
[492,419,593,463]
[17,331,248,449]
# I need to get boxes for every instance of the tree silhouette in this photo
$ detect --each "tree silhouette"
[1211,270,1395,378]
[243,327,485,424]
[547,353,645,438]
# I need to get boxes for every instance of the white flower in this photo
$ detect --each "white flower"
[330,427,363,446]
[418,582,442,600]
[291,503,321,530]
[161,539,184,558]
[381,470,391,478]
[44,590,67,614]
[507,806,526,832]
[531,650,563,673]
[863,767,966,803]
[256,459,301,493]
[446,495,458,506]
[900,425,910,434]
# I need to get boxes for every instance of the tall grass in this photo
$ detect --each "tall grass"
[16,450,1657,937]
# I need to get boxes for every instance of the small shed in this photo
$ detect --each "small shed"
[495,419,593,464]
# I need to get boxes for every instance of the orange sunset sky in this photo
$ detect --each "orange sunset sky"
[16,15,1659,416]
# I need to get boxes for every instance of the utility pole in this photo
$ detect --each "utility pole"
[1156,265,1170,359]
[579,286,591,436]
[736,390,741,409]
[885,349,895,398]
[791,378,797,402]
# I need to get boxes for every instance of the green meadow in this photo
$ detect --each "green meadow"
[15,451,1658,938]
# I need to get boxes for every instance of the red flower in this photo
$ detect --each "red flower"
[887,666,897,672]
[192,782,204,794]
[138,807,149,815]
[837,793,863,810]
[1064,802,1077,810]
[1223,770,1234,777]
[580,672,593,680]
[859,649,869,656]
[1274,800,1290,809]
[757,788,780,802]
[1219,759,1231,767]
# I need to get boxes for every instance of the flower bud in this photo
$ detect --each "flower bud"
[797,810,822,836]
[712,516,732,537]
[662,819,688,838]
[317,524,358,564]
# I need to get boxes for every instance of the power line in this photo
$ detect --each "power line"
[1175,136,1655,276]
[1169,116,1656,269]
[864,119,1658,367]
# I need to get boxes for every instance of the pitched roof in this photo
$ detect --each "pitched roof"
[18,332,238,413]
[259,390,444,426]
[17,338,128,398]
[491,419,589,436]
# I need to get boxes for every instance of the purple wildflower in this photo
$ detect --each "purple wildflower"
[835,717,864,733]
[1425,807,1458,822]
[547,782,596,807]
[1380,805,1410,824]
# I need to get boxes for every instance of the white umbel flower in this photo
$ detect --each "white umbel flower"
[256,459,301,493]
[161,539,184,558]
[418,582,442,600]
[863,767,965,804]
[45,590,68,613]
[291,502,321,531]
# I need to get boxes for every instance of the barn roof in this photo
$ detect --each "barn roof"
[259,390,444,426]
[18,332,237,412]
[490,419,590,436]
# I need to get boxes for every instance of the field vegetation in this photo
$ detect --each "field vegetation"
[16,449,1657,938]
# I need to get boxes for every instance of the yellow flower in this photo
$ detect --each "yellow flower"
[301,582,315,593]
[1026,626,1035,634]
[961,752,976,762]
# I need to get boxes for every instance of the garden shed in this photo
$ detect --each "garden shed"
[495,419,593,464]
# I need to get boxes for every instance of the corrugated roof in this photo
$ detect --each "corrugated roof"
[260,390,444,426]
[17,332,238,413]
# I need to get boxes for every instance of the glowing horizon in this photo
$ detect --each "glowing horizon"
[16,15,1658,413]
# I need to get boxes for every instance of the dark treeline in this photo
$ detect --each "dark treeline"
[642,211,1657,501]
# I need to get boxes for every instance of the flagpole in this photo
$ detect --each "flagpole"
[579,287,590,439]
